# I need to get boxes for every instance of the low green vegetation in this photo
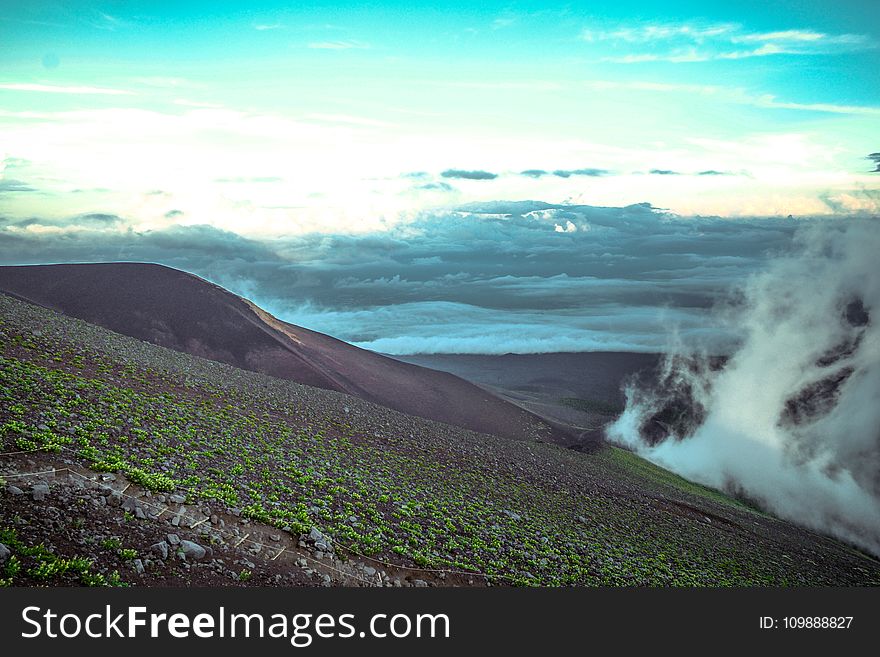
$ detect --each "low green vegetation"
[0,527,125,587]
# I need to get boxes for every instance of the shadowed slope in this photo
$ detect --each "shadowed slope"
[0,262,573,445]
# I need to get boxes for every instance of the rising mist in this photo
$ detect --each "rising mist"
[608,218,880,556]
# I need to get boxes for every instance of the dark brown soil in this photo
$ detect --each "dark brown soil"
[0,263,570,445]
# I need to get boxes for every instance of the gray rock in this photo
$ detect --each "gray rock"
[151,541,169,560]
[309,527,331,551]
[0,543,10,563]
[412,579,429,587]
[502,509,521,521]
[6,485,23,495]
[169,494,186,504]
[166,533,180,545]
[134,507,146,520]
[178,540,207,561]
[363,566,377,577]
[133,559,145,575]
[31,483,50,501]
[171,515,180,527]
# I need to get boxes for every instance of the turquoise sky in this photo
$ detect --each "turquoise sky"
[1,1,879,233]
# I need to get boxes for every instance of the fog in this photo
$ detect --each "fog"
[608,218,880,555]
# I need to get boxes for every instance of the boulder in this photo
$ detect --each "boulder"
[31,483,50,501]
[178,540,207,561]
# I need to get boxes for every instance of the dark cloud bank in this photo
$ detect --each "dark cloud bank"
[1,201,836,354]
[440,169,498,180]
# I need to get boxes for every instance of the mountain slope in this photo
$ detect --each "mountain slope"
[0,263,572,445]
[2,291,878,586]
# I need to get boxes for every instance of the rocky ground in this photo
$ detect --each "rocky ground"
[0,453,460,588]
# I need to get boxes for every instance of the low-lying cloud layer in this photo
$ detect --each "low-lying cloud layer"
[0,201,811,354]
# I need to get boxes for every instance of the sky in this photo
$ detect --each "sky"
[1,1,879,353]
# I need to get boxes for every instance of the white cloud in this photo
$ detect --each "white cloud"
[306,113,395,128]
[0,83,133,95]
[584,23,736,43]
[579,79,880,117]
[733,30,867,45]
[589,21,874,63]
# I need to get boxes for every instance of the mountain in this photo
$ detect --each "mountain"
[0,262,573,446]
[2,290,878,587]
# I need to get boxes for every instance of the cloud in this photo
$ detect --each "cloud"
[697,170,731,176]
[589,21,874,63]
[164,209,184,218]
[78,213,122,225]
[580,78,880,116]
[552,168,609,178]
[214,176,283,183]
[0,179,35,192]
[868,153,880,173]
[2,212,123,230]
[254,23,284,31]
[172,99,223,109]
[733,30,867,45]
[0,202,808,355]
[417,182,455,192]
[520,169,548,178]
[1,157,30,170]
[307,113,394,128]
[609,219,880,556]
[649,169,680,175]
[583,23,737,43]
[440,169,498,180]
[0,83,133,95]
[307,40,370,50]
[753,97,880,116]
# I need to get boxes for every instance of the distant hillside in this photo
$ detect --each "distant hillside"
[394,352,660,443]
[0,263,573,446]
